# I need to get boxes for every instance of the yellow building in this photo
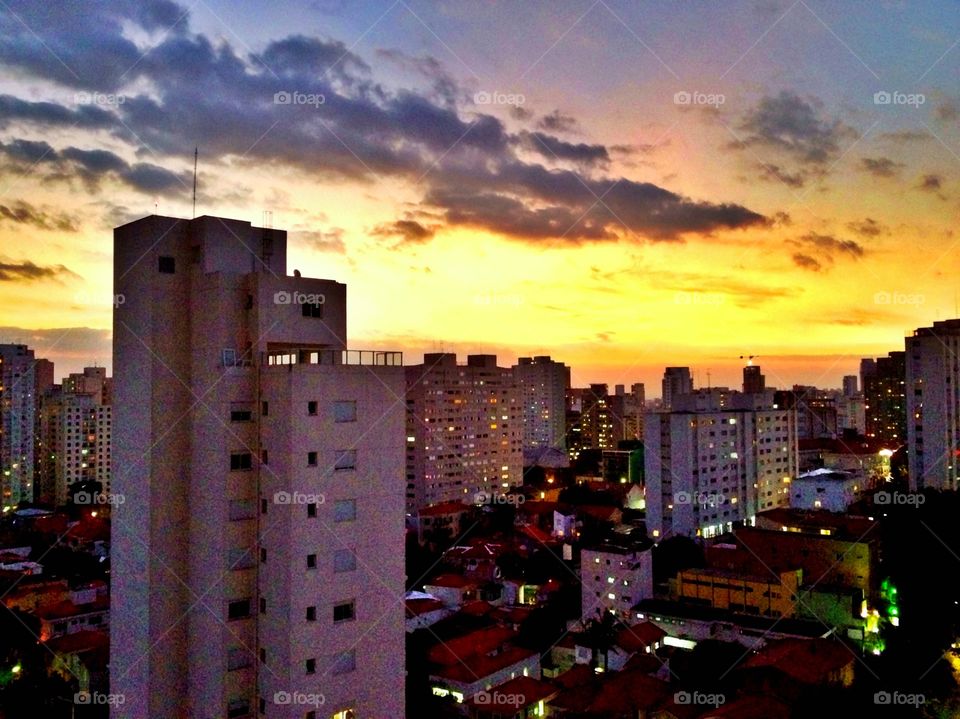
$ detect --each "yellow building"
[676,566,801,618]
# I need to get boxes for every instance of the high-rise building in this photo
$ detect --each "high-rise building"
[0,344,38,509]
[513,355,569,451]
[618,383,646,440]
[645,389,797,539]
[405,353,522,511]
[37,367,113,506]
[774,386,837,440]
[111,215,405,719]
[661,367,693,410]
[742,363,765,394]
[842,375,858,397]
[863,351,906,447]
[906,319,960,491]
[579,383,625,450]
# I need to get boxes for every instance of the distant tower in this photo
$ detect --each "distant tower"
[842,375,858,397]
[661,367,693,410]
[742,364,765,394]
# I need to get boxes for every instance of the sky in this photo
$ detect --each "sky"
[0,0,957,394]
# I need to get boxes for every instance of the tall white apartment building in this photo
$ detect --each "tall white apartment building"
[580,542,653,623]
[0,344,37,509]
[906,318,960,491]
[405,353,522,512]
[645,389,797,539]
[112,215,405,719]
[38,367,113,506]
[513,355,569,451]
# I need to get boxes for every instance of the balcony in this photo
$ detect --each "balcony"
[263,348,402,367]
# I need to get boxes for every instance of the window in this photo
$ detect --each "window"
[228,547,255,570]
[158,255,175,273]
[230,406,252,422]
[307,503,317,518]
[227,599,251,620]
[230,453,252,471]
[259,597,266,614]
[307,452,318,467]
[261,401,269,416]
[229,499,256,521]
[308,401,318,416]
[334,500,356,522]
[260,548,266,563]
[259,648,266,663]
[302,301,323,318]
[261,450,268,465]
[307,554,317,569]
[305,658,316,675]
[331,650,356,675]
[306,606,316,621]
[227,647,251,671]
[334,401,357,423]
[226,699,249,718]
[334,450,356,471]
[261,498,268,514]
[334,549,356,573]
[333,600,355,622]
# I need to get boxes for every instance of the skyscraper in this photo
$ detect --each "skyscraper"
[645,389,797,539]
[661,366,693,410]
[863,351,906,447]
[842,375,858,397]
[405,353,522,511]
[112,215,405,719]
[742,363,765,394]
[906,320,960,491]
[513,355,569,451]
[0,343,37,509]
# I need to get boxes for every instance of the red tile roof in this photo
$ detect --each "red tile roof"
[405,598,446,617]
[431,645,537,682]
[419,501,471,517]
[426,573,476,589]
[616,622,667,652]
[45,629,109,654]
[742,638,855,685]
[428,626,517,666]
[700,694,791,719]
[466,676,558,713]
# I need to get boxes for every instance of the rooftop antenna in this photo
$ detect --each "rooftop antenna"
[192,147,198,219]
[706,369,711,389]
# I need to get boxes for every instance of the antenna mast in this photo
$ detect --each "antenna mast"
[192,147,198,218]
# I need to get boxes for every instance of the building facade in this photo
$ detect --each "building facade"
[661,367,693,411]
[581,543,653,623]
[111,215,405,719]
[863,351,906,447]
[0,344,37,509]
[513,355,569,451]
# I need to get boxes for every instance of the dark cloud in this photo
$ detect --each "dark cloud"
[736,91,854,165]
[0,1,766,246]
[918,173,944,193]
[519,131,609,165]
[0,259,79,282]
[537,110,579,134]
[792,253,822,271]
[860,156,903,178]
[510,105,534,122]
[376,49,458,108]
[846,218,886,237]
[372,219,437,245]
[0,200,78,231]
[758,163,806,188]
[796,232,865,259]
[0,94,117,131]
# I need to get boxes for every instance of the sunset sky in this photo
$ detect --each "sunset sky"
[0,0,957,393]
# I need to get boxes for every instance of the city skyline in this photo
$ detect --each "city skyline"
[1,1,959,389]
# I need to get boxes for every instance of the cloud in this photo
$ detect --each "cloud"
[372,219,437,245]
[735,91,855,166]
[0,259,80,282]
[294,228,346,254]
[757,163,806,188]
[537,110,579,134]
[792,253,822,271]
[795,232,865,258]
[519,131,609,165]
[846,218,887,237]
[860,156,903,178]
[918,173,945,196]
[879,129,930,143]
[0,327,112,375]
[0,200,78,231]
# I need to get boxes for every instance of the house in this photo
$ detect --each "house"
[405,593,453,632]
[740,638,856,688]
[417,501,472,545]
[424,573,478,609]
[46,629,109,694]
